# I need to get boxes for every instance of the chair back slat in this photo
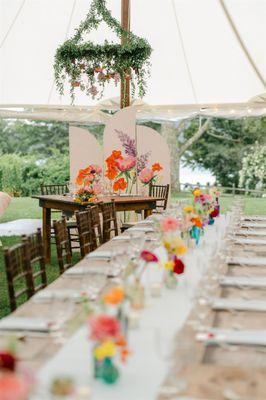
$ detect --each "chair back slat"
[101,200,119,242]
[41,183,69,196]
[4,243,34,311]
[149,184,170,211]
[22,228,47,292]
[90,205,103,250]
[75,209,94,258]
[53,218,72,274]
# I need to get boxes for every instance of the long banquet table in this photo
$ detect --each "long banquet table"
[1,210,266,399]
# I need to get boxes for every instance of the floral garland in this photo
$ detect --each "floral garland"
[54,0,152,104]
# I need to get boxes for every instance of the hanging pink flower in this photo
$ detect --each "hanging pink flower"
[92,182,102,195]
[88,85,98,99]
[139,168,154,184]
[116,156,136,172]
[113,73,120,86]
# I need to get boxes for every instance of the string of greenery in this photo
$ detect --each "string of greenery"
[54,0,152,104]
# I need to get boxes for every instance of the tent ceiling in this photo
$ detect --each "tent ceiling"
[0,0,265,107]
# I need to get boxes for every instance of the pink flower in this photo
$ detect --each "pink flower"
[92,182,102,195]
[139,168,154,184]
[91,164,102,175]
[89,315,120,342]
[89,85,98,99]
[116,156,136,172]
[160,217,179,232]
[140,250,158,263]
[0,372,30,400]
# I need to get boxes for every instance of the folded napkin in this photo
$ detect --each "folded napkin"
[33,289,84,302]
[197,328,266,346]
[0,317,56,333]
[228,256,266,266]
[220,276,266,289]
[128,226,155,233]
[235,238,266,245]
[112,235,131,241]
[236,230,266,236]
[242,223,266,229]
[212,297,266,312]
[65,265,110,276]
[86,250,112,260]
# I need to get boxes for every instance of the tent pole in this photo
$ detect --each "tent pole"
[120,0,131,109]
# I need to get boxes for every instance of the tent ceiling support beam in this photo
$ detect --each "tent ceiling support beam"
[219,0,266,89]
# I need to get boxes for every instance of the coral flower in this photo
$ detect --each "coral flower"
[0,372,30,400]
[112,150,122,160]
[173,257,185,275]
[89,315,120,341]
[113,178,127,191]
[104,287,124,305]
[160,217,179,232]
[116,156,136,172]
[105,166,118,180]
[140,250,158,263]
[139,168,154,184]
[152,163,163,172]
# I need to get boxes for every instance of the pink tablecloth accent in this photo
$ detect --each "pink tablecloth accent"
[0,192,11,217]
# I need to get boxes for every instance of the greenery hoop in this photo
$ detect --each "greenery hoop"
[54,0,152,104]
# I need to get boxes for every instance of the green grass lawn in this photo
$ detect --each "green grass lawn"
[0,198,80,318]
[0,195,265,318]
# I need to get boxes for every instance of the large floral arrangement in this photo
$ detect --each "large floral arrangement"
[75,164,102,203]
[105,130,163,193]
[54,0,152,104]
[0,348,32,400]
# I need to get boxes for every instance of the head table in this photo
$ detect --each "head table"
[1,203,266,399]
[32,194,162,263]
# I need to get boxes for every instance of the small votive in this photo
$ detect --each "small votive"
[150,283,162,297]
[75,386,92,399]
[128,310,140,329]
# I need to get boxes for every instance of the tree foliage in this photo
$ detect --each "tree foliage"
[183,117,266,187]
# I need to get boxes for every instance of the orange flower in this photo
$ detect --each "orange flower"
[76,167,92,185]
[103,287,124,305]
[120,347,131,363]
[152,163,163,172]
[113,178,127,191]
[115,334,127,347]
[105,165,118,180]
[191,217,203,228]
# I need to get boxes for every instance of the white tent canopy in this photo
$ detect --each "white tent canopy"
[0,0,265,115]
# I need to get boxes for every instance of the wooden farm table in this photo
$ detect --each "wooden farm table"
[32,194,160,263]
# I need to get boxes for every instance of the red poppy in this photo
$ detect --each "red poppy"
[152,163,163,172]
[113,178,127,191]
[140,250,158,263]
[173,257,185,275]
[0,352,16,371]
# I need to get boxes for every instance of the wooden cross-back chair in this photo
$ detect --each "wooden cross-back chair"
[75,209,94,258]
[22,228,47,293]
[53,218,72,274]
[40,183,69,196]
[4,243,34,311]
[40,183,79,251]
[149,183,170,211]
[90,205,103,250]
[101,200,119,243]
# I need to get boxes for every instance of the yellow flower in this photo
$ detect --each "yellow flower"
[183,205,193,213]
[193,189,202,197]
[173,244,187,256]
[94,340,116,360]
[164,260,174,271]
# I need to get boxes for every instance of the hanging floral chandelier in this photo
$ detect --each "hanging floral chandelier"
[54,0,152,104]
